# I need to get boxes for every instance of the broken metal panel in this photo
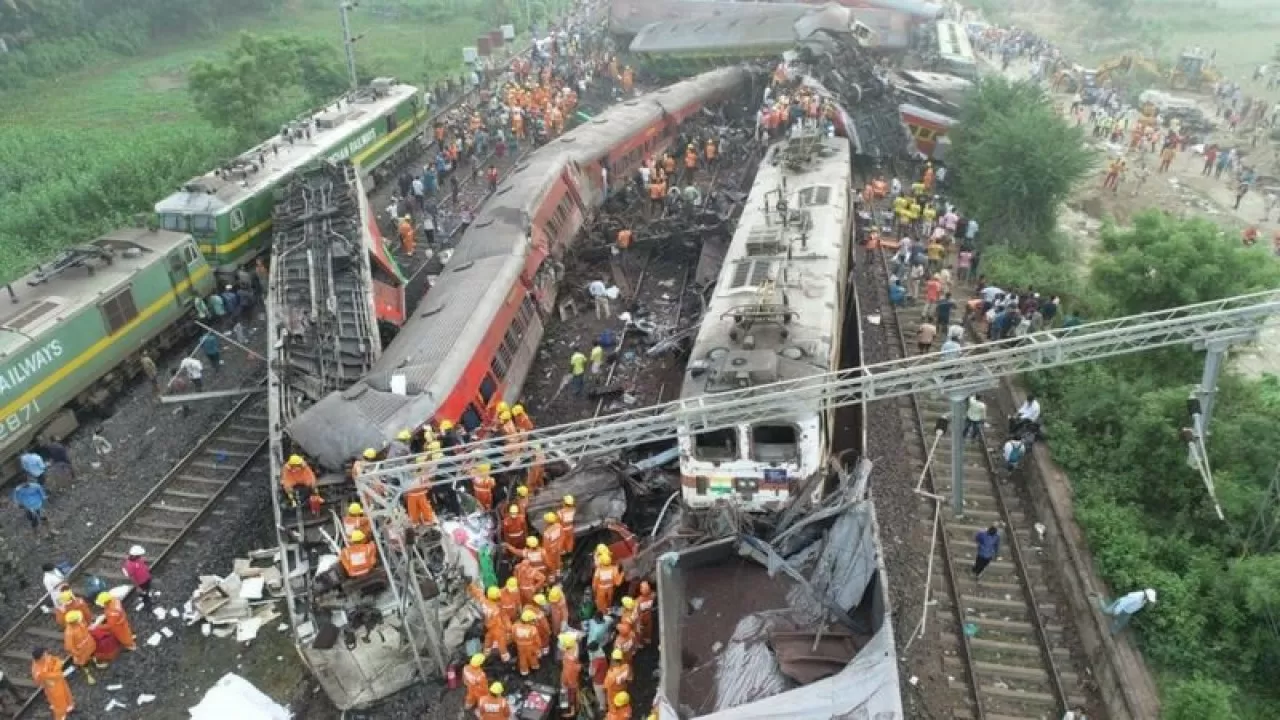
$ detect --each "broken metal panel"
[526,461,629,534]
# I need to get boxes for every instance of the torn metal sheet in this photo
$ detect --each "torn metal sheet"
[528,462,627,532]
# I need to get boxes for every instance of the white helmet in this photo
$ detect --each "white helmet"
[129,545,146,557]
[1144,588,1157,604]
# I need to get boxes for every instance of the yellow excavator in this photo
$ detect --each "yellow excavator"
[1169,49,1219,90]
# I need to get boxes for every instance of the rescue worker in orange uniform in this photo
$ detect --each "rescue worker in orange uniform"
[593,554,623,615]
[499,577,522,623]
[281,454,317,508]
[558,633,583,717]
[607,691,633,720]
[512,404,534,432]
[397,215,416,255]
[619,596,638,633]
[462,654,489,711]
[343,503,371,540]
[476,682,511,720]
[32,648,74,720]
[404,470,436,526]
[547,585,570,637]
[541,511,567,577]
[508,535,548,576]
[340,529,378,578]
[525,446,546,491]
[54,590,92,628]
[467,585,512,662]
[62,610,98,684]
[503,503,528,548]
[512,609,543,676]
[635,581,656,647]
[471,464,495,510]
[96,592,136,651]
[513,484,531,514]
[558,495,577,552]
[603,648,632,708]
[614,621,637,664]
[530,594,553,656]
[515,554,548,605]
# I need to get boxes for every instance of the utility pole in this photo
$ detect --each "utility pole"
[339,1,360,91]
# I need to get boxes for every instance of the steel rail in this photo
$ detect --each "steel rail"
[3,389,267,718]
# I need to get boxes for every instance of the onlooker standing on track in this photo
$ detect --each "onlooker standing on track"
[964,395,986,440]
[122,546,155,611]
[569,348,588,396]
[13,476,54,537]
[973,526,1000,578]
[139,352,160,395]
[20,449,47,485]
[1003,437,1026,472]
[180,355,204,391]
[935,292,955,329]
[916,320,937,354]
[200,333,222,369]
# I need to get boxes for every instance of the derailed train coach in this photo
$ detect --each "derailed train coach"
[288,67,756,469]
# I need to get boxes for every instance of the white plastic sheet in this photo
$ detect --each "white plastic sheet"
[188,673,291,720]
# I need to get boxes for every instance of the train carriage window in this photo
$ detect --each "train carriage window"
[230,208,246,232]
[751,424,799,462]
[461,405,483,431]
[99,286,138,334]
[479,374,497,403]
[694,429,738,462]
[190,214,216,233]
[490,355,508,380]
[160,213,188,232]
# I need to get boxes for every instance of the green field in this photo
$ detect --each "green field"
[0,0,508,280]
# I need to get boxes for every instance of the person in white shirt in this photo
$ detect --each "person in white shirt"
[1018,395,1042,424]
[42,564,67,606]
[588,280,610,319]
[180,356,204,390]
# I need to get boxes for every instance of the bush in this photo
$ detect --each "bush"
[1164,676,1236,720]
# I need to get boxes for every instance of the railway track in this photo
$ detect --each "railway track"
[0,392,267,714]
[871,248,1090,719]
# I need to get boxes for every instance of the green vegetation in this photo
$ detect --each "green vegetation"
[0,0,565,281]
[950,77,1095,259]
[986,212,1280,718]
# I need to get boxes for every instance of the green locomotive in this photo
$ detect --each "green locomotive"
[155,78,427,274]
[0,228,214,472]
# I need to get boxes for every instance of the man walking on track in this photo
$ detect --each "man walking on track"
[973,526,1001,578]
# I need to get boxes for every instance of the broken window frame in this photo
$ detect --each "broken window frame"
[749,423,801,463]
[693,427,740,462]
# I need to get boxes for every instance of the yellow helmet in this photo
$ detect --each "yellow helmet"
[512,404,526,416]
[611,648,624,661]
[621,596,635,610]
[362,448,377,460]
[288,454,304,466]
[430,451,444,461]
[58,590,74,604]
[598,554,612,567]
[477,463,491,474]
[497,401,510,414]
[544,512,559,524]
[525,536,539,549]
[505,577,518,590]
[487,586,501,601]
[95,592,113,608]
[351,530,367,543]
[348,503,363,516]
[548,586,563,602]
[65,610,84,624]
[470,653,485,667]
[563,495,575,507]
[558,632,577,649]
[521,609,536,623]
[534,593,547,606]
[489,682,504,695]
[509,504,521,516]
[499,410,512,422]
[440,419,455,431]
[517,486,529,498]
[614,691,631,708]
[397,429,412,441]
[428,440,442,451]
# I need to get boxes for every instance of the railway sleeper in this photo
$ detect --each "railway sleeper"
[943,632,1074,661]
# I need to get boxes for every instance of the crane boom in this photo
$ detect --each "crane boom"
[357,290,1280,489]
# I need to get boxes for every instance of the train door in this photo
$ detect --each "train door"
[167,239,202,305]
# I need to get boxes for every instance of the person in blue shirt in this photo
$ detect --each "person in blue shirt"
[889,277,907,307]
[20,450,46,485]
[973,526,1000,578]
[200,333,222,368]
[1097,588,1156,634]
[12,478,51,535]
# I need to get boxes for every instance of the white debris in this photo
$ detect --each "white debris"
[239,577,265,601]
[105,699,127,712]
[202,623,212,637]
[146,633,163,647]
[276,623,289,632]
[107,684,124,691]
[161,627,174,638]
[137,694,156,705]
[908,676,918,686]
[153,607,168,620]
[189,673,290,720]
[235,618,264,643]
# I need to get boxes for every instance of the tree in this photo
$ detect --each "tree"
[188,32,347,139]
[1091,211,1280,315]
[948,76,1094,257]
[1164,676,1236,720]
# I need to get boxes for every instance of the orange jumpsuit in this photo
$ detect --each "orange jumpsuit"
[502,506,528,548]
[340,541,378,578]
[472,473,495,510]
[499,584,522,623]
[603,662,632,707]
[525,604,551,655]
[32,654,73,720]
[549,594,569,637]
[541,520,566,575]
[512,619,542,675]
[511,545,548,576]
[281,463,317,496]
[101,597,137,650]
[468,586,512,661]
[636,591,656,647]
[592,564,622,614]
[561,649,583,711]
[54,597,92,628]
[64,622,96,667]
[526,449,546,491]
[342,513,371,539]
[462,664,488,709]
[405,478,435,526]
[476,694,512,720]
[614,623,637,663]
[515,560,548,605]
[606,705,632,720]
[558,505,576,552]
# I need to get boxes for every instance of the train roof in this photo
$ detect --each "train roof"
[155,81,420,215]
[629,4,853,54]
[681,133,850,402]
[609,0,939,35]
[0,228,195,356]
